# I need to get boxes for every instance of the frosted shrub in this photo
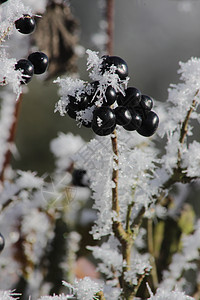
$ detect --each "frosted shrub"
[1,1,200,300]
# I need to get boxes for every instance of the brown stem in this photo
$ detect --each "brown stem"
[0,93,23,182]
[177,96,197,167]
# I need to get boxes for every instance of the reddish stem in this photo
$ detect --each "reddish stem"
[0,93,23,182]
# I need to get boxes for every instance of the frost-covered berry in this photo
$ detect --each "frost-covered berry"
[140,94,153,112]
[117,87,141,107]
[28,52,49,74]
[137,111,159,137]
[101,55,128,80]
[68,94,91,111]
[123,109,142,131]
[92,106,116,129]
[15,59,34,84]
[0,233,5,252]
[15,14,36,34]
[114,106,132,126]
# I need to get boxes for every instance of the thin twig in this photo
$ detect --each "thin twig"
[147,218,158,291]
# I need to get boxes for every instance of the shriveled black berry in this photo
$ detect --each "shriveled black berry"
[123,109,142,131]
[101,55,128,80]
[103,86,117,106]
[0,233,5,252]
[140,95,153,112]
[92,106,116,129]
[15,59,34,84]
[137,111,159,137]
[28,52,49,74]
[15,14,36,34]
[117,87,141,107]
[72,169,89,187]
[114,106,132,126]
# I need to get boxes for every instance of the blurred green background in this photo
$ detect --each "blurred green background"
[12,0,200,175]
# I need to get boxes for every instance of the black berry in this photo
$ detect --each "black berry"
[114,106,132,126]
[101,55,128,80]
[15,14,36,34]
[137,111,159,137]
[103,86,117,106]
[72,169,89,187]
[66,106,77,119]
[28,52,49,74]
[140,94,153,112]
[0,233,5,252]
[15,59,34,84]
[68,94,90,111]
[92,106,116,129]
[117,87,141,107]
[123,109,142,131]
[92,123,116,136]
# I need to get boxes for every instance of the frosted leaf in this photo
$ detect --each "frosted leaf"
[124,253,151,286]
[87,241,123,278]
[147,287,194,300]
[74,277,103,300]
[182,141,200,177]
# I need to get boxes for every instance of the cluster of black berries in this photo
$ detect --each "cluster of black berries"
[13,14,49,83]
[65,55,159,137]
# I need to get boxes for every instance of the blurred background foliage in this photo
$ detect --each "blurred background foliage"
[12,0,200,175]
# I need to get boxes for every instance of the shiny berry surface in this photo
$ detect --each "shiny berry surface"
[140,94,153,112]
[15,59,34,84]
[104,86,117,106]
[101,55,128,80]
[0,233,5,252]
[117,87,141,107]
[15,14,36,34]
[137,111,159,137]
[28,52,49,74]
[92,123,116,136]
[68,94,90,111]
[92,106,116,129]
[114,106,132,126]
[123,109,142,131]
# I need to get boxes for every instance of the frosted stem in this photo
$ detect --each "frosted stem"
[0,93,23,182]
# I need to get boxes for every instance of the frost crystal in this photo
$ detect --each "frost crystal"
[0,290,21,300]
[147,286,194,300]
